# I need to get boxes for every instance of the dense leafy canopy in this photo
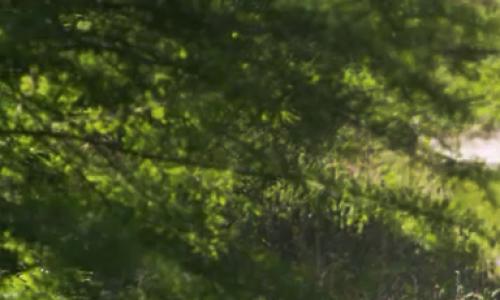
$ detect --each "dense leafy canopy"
[0,0,500,299]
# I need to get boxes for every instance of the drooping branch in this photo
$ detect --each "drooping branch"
[0,128,288,180]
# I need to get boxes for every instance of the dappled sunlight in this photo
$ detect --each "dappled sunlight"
[0,1,499,299]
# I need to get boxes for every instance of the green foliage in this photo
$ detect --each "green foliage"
[0,0,499,299]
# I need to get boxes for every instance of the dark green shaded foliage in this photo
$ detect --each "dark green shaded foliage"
[0,0,499,299]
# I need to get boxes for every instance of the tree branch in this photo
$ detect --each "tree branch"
[0,128,286,180]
